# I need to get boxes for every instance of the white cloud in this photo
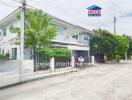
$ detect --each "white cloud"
[0,0,132,35]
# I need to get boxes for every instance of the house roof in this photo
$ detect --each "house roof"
[0,8,20,28]
[52,40,86,46]
[0,7,93,34]
[87,5,102,10]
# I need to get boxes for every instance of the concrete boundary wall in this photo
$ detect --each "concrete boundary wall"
[0,67,78,88]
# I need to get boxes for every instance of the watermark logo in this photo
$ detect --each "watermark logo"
[87,5,102,17]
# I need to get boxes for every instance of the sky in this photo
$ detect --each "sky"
[0,0,132,36]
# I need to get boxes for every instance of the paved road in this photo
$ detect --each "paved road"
[0,61,19,73]
[0,61,132,100]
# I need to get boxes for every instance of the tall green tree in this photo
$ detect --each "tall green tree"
[10,9,57,71]
[90,29,129,62]
[123,34,132,58]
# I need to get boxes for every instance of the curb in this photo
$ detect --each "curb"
[0,68,79,90]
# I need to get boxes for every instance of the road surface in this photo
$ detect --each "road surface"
[0,61,132,100]
[0,61,19,73]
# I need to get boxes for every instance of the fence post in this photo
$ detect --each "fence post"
[91,56,95,65]
[71,56,75,68]
[50,57,55,72]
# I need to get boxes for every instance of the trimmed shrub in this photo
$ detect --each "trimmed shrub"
[0,53,10,61]
[38,47,71,60]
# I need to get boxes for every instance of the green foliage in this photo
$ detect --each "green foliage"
[10,9,57,49]
[115,55,121,60]
[123,34,132,57]
[0,54,4,61]
[10,9,57,71]
[25,9,57,48]
[0,53,9,61]
[39,48,54,60]
[113,35,129,55]
[90,29,129,61]
[128,41,132,56]
[53,48,71,59]
[10,25,20,35]
[39,48,71,60]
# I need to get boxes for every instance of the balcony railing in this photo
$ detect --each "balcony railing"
[53,36,85,46]
[0,34,17,44]
[68,38,80,44]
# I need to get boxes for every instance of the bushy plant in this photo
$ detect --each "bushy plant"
[38,47,71,60]
[0,54,4,61]
[11,9,57,71]
[115,55,121,63]
[39,48,54,60]
[90,29,129,62]
[53,48,71,59]
[0,53,10,61]
[5,53,10,60]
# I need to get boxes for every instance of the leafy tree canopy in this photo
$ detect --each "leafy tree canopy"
[90,29,129,61]
[10,9,57,49]
[122,34,132,56]
[38,47,71,60]
[10,9,57,71]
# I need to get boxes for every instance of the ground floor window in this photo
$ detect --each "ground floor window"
[12,48,17,60]
[2,49,4,54]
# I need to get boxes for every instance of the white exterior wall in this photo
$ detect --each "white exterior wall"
[54,25,90,45]
[0,10,92,74]
[0,15,91,60]
[79,33,90,46]
[0,20,21,60]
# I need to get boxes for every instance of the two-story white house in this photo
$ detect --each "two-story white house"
[0,8,92,70]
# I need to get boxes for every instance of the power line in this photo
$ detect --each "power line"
[0,0,18,8]
[13,0,131,24]
[12,0,132,32]
[112,15,131,34]
[13,0,37,9]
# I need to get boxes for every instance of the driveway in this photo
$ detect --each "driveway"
[0,61,19,74]
[0,61,132,100]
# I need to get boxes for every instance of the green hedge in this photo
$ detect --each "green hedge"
[53,48,71,58]
[0,53,9,61]
[38,48,71,60]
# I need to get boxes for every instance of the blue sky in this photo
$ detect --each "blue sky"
[0,0,132,36]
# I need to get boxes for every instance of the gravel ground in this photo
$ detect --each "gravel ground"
[0,61,132,100]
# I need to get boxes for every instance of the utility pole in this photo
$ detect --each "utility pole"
[113,16,128,60]
[20,0,26,82]
[114,16,116,34]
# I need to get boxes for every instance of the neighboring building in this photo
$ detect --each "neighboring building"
[0,8,92,69]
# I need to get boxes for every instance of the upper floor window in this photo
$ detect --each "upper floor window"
[72,35,78,40]
[3,28,7,36]
[84,37,89,41]
[2,49,4,54]
[57,26,64,35]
